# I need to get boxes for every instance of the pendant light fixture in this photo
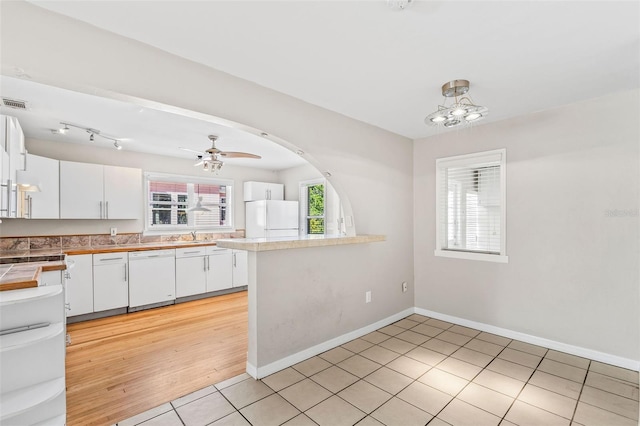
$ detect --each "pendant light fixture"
[187,196,211,213]
[425,80,489,128]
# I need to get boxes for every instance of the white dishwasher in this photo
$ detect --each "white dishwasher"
[128,249,176,309]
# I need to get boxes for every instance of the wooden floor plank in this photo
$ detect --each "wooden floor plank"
[65,291,248,425]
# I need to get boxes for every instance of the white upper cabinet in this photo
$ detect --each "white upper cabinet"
[59,161,142,219]
[7,116,25,175]
[0,115,26,218]
[243,181,284,201]
[17,154,60,219]
[103,165,142,219]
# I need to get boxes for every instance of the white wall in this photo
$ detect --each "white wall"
[0,137,279,237]
[279,164,343,235]
[0,0,415,361]
[414,89,639,364]
[278,163,322,201]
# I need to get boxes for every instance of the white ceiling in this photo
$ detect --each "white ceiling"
[0,76,307,170]
[24,0,640,141]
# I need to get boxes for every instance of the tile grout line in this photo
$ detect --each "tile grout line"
[122,313,638,426]
[425,333,515,424]
[495,346,548,425]
[569,359,591,425]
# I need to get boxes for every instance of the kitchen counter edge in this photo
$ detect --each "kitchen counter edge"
[215,234,386,252]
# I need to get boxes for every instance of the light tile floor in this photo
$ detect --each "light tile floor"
[115,314,639,426]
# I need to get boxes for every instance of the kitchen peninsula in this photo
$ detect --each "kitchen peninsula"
[216,234,388,379]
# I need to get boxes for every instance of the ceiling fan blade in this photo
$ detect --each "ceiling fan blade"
[179,147,204,154]
[219,151,262,159]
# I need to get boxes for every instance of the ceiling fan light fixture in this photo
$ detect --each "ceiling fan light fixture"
[425,79,489,129]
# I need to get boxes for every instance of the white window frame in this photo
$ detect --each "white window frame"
[435,149,508,263]
[143,172,234,235]
[299,178,327,235]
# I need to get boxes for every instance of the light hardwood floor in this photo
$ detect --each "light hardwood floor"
[65,291,248,426]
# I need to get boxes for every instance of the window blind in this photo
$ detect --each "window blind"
[437,152,503,255]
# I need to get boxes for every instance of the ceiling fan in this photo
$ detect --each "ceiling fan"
[180,135,261,172]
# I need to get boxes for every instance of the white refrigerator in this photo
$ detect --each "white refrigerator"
[245,200,299,238]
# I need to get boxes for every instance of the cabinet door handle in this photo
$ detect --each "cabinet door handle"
[207,256,210,271]
[233,253,237,267]
[106,201,109,219]
[203,256,207,271]
[99,201,103,219]
[124,264,128,281]
[28,195,32,219]
[99,257,123,262]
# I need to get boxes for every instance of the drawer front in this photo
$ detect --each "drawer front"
[93,252,127,265]
[175,247,207,258]
[206,246,228,255]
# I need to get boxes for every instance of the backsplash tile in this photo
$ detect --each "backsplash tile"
[0,230,244,253]
[0,237,29,251]
[62,235,91,248]
[90,235,116,246]
[29,237,62,250]
[115,234,140,245]
[140,234,162,244]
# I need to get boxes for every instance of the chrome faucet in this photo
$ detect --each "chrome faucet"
[190,231,197,241]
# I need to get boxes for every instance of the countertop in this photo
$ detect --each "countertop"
[0,260,66,292]
[216,234,386,251]
[0,240,220,292]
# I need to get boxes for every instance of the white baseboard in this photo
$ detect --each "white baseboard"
[250,308,414,379]
[246,361,258,379]
[414,307,640,372]
[246,306,639,380]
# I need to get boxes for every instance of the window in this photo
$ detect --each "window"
[300,179,325,235]
[435,149,508,263]
[144,172,232,233]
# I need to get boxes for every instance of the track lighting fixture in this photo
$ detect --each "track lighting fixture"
[55,122,125,149]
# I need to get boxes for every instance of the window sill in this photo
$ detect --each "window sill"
[434,250,509,263]
[143,227,235,237]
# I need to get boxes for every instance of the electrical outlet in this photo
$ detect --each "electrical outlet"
[402,281,408,293]
[110,227,117,237]
[365,291,371,303]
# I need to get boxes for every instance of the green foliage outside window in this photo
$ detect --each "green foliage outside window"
[307,184,325,234]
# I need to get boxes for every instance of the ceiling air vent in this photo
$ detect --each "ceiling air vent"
[1,98,28,110]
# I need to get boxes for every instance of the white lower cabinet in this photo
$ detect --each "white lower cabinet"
[175,247,246,297]
[40,270,63,287]
[66,254,94,316]
[232,250,248,287]
[175,247,207,298]
[93,253,129,312]
[0,286,66,424]
[206,247,233,292]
